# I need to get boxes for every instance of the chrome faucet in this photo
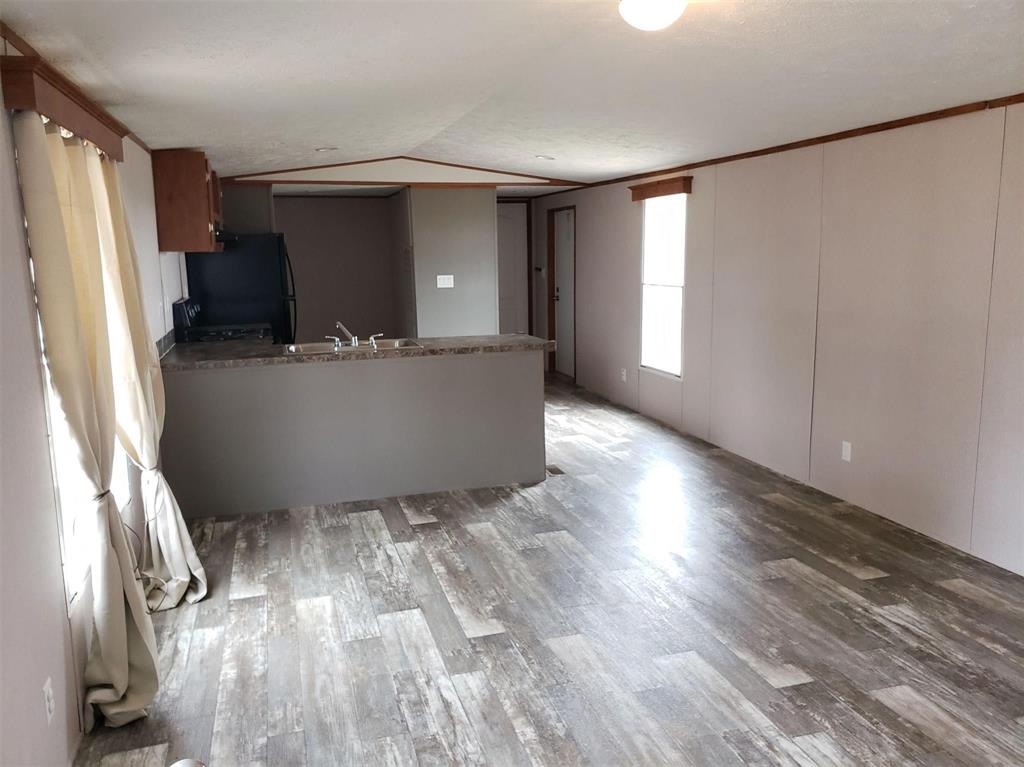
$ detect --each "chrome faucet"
[324,335,343,351]
[369,333,384,350]
[335,320,358,347]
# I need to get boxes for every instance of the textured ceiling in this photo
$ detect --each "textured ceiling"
[3,1,1022,184]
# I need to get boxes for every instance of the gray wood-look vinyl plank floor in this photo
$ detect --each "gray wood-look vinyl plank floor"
[76,380,1024,766]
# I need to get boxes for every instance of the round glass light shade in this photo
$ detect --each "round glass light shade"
[618,0,688,31]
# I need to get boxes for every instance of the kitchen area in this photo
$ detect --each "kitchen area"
[151,151,555,517]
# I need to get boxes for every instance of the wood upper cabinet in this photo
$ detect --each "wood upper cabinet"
[152,148,222,251]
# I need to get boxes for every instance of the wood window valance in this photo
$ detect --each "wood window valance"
[629,176,692,202]
[1,54,129,160]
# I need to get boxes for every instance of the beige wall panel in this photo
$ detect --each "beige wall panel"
[972,104,1024,574]
[533,182,644,409]
[638,367,683,429]
[710,146,823,482]
[810,109,1004,549]
[681,166,716,440]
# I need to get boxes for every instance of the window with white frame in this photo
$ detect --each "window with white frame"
[640,193,686,376]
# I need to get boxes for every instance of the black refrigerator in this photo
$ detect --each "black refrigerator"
[186,233,297,344]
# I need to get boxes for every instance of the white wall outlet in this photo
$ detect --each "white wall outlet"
[436,274,455,289]
[620,368,627,383]
[841,440,852,463]
[42,677,55,725]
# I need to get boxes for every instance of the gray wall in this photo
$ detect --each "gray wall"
[223,183,275,234]
[497,201,530,334]
[274,196,399,342]
[389,188,417,338]
[162,352,546,517]
[1,98,81,766]
[532,103,1024,575]
[410,188,498,337]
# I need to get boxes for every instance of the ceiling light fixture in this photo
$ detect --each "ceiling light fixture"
[618,0,687,31]
[535,154,556,160]
[313,146,338,152]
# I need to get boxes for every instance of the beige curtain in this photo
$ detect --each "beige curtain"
[13,112,158,730]
[93,148,208,611]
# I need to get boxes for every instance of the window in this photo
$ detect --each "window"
[33,288,132,604]
[640,193,686,376]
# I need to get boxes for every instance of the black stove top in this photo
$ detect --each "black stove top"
[173,297,275,343]
[183,323,272,343]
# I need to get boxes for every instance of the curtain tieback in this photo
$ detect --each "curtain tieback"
[92,489,112,501]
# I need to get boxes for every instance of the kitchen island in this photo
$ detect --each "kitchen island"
[160,334,553,517]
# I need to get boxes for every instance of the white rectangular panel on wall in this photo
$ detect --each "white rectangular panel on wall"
[159,251,184,334]
[710,146,823,482]
[810,109,1004,551]
[972,104,1024,575]
[120,139,166,343]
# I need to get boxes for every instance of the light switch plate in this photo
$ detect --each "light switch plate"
[841,441,852,462]
[436,274,455,288]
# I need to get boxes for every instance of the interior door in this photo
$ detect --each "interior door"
[497,203,529,333]
[553,208,575,377]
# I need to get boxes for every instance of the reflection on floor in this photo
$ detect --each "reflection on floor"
[77,379,1024,766]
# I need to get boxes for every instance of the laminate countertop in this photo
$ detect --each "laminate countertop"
[160,334,555,372]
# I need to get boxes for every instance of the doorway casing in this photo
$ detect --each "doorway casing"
[546,205,576,379]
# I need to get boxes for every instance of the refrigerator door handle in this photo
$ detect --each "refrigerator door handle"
[283,247,297,343]
[284,249,296,300]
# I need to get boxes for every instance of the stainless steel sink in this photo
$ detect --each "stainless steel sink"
[284,342,338,354]
[358,338,421,349]
[284,339,421,354]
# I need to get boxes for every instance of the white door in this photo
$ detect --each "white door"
[497,203,529,333]
[553,208,575,377]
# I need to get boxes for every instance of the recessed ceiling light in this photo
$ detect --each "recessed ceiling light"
[535,154,556,160]
[314,146,338,152]
[619,0,687,31]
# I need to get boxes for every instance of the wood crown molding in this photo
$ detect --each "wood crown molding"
[224,179,510,189]
[629,176,692,201]
[225,154,583,187]
[126,132,152,154]
[0,53,130,160]
[0,21,39,57]
[225,154,407,181]
[532,90,1024,200]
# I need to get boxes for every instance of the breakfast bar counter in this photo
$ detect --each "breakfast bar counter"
[160,334,554,517]
[159,334,554,371]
